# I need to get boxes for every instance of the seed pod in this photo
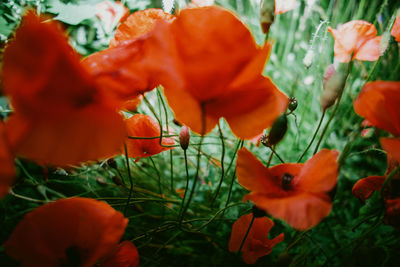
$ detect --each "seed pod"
[266,114,288,146]
[321,63,347,111]
[288,97,298,112]
[252,205,267,218]
[179,126,190,150]
[260,0,275,34]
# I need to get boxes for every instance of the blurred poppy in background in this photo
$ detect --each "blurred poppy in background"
[328,20,381,62]
[0,120,14,198]
[149,6,288,139]
[4,197,128,267]
[2,12,126,166]
[229,213,284,264]
[391,15,400,42]
[125,114,174,161]
[236,148,338,230]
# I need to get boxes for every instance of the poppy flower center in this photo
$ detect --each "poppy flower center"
[61,246,82,267]
[281,173,294,191]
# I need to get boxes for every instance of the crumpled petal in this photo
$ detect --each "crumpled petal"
[352,176,386,202]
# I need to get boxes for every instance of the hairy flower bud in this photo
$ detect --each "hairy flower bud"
[379,31,391,56]
[321,63,348,111]
[265,114,288,146]
[260,0,275,34]
[288,97,298,112]
[303,50,314,69]
[179,126,190,150]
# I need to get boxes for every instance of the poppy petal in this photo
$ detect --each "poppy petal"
[100,241,139,267]
[236,147,282,194]
[125,114,174,160]
[391,16,400,42]
[328,20,379,62]
[355,36,381,61]
[4,198,128,267]
[0,121,14,198]
[295,149,339,193]
[352,176,385,201]
[245,192,332,230]
[5,105,126,166]
[381,138,400,163]
[275,0,297,14]
[354,81,400,136]
[110,8,175,47]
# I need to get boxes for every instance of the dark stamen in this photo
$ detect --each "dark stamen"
[281,173,294,191]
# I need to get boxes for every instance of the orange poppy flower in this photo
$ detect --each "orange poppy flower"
[4,197,128,267]
[275,0,297,14]
[125,114,174,160]
[352,176,385,202]
[328,20,381,62]
[354,81,400,136]
[391,16,400,42]
[99,241,140,267]
[381,138,400,163]
[0,121,15,198]
[148,6,287,139]
[228,213,284,264]
[2,12,126,166]
[82,9,174,105]
[236,147,338,230]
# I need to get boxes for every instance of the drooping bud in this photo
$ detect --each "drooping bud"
[252,205,267,218]
[179,126,190,150]
[288,97,298,112]
[260,0,275,34]
[303,50,314,69]
[321,63,348,111]
[265,114,288,146]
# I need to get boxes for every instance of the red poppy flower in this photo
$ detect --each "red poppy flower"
[229,213,284,264]
[275,0,297,14]
[125,114,174,160]
[0,121,15,198]
[2,12,126,166]
[328,20,381,62]
[354,81,400,136]
[352,176,385,202]
[391,16,400,42]
[99,241,139,267]
[384,198,400,228]
[4,197,128,267]
[148,6,287,139]
[381,138,400,163]
[236,147,338,230]
[82,9,175,105]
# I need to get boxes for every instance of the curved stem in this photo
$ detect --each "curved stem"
[238,214,255,254]
[269,145,285,163]
[225,140,244,209]
[123,143,134,216]
[297,111,325,162]
[210,122,226,207]
[178,149,190,224]
[149,156,162,196]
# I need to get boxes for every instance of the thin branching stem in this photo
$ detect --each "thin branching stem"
[123,143,134,216]
[297,111,325,162]
[210,122,226,207]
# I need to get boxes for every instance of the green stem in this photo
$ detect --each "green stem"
[211,122,226,207]
[269,145,285,163]
[149,156,162,196]
[238,214,255,254]
[297,111,325,162]
[178,149,190,224]
[224,140,244,209]
[123,143,134,216]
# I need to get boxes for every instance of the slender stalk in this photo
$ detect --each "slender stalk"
[224,140,244,209]
[297,111,325,162]
[210,123,226,207]
[269,145,285,163]
[123,143,134,216]
[128,135,176,140]
[178,149,190,224]
[266,149,274,168]
[180,105,206,219]
[149,156,162,196]
[237,214,255,254]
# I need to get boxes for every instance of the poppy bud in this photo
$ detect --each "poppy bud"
[179,126,190,150]
[288,97,297,112]
[379,31,390,56]
[303,50,314,69]
[260,0,275,34]
[107,158,117,169]
[265,114,288,146]
[252,205,267,218]
[321,63,348,111]
[112,175,123,186]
